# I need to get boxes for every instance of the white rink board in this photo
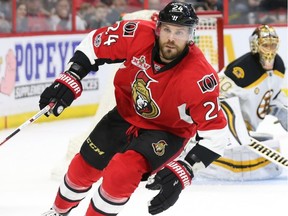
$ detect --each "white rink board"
[0,34,116,116]
[0,116,287,216]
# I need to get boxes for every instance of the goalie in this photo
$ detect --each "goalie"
[193,24,287,181]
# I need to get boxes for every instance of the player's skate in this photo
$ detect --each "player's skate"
[41,208,68,216]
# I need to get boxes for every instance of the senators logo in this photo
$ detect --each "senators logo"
[123,21,139,37]
[132,71,160,118]
[197,73,218,93]
[152,140,168,156]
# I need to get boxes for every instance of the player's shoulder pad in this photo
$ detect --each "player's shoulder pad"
[121,19,155,32]
[274,54,285,75]
[182,46,220,95]
[118,20,155,44]
[224,53,265,88]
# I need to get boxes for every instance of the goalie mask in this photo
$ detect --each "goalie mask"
[156,2,199,44]
[249,25,279,70]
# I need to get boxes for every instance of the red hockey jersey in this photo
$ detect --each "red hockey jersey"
[74,20,229,155]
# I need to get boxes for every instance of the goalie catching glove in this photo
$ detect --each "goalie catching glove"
[39,71,82,116]
[146,160,193,215]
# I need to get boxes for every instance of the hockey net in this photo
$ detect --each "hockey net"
[51,10,224,180]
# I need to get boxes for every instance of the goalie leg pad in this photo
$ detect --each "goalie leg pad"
[197,139,283,180]
[249,131,274,142]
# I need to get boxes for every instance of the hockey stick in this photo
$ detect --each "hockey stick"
[0,102,54,146]
[220,99,288,168]
[247,137,288,168]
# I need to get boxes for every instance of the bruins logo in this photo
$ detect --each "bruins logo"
[152,140,168,156]
[257,90,273,119]
[132,71,160,118]
[232,66,245,79]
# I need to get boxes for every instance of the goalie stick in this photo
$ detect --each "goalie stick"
[220,98,288,169]
[0,102,54,146]
[247,137,288,168]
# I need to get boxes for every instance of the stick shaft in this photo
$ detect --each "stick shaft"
[247,137,288,168]
[0,103,54,146]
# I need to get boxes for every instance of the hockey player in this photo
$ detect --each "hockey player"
[40,2,229,216]
[198,24,287,180]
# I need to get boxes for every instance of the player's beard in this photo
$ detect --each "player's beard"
[159,41,183,63]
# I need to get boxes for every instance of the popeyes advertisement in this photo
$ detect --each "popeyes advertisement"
[0,33,116,117]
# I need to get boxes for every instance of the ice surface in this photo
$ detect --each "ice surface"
[0,115,287,216]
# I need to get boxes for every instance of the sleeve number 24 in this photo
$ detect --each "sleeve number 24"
[103,21,121,46]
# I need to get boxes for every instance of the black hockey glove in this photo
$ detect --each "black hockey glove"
[146,161,193,215]
[39,72,82,116]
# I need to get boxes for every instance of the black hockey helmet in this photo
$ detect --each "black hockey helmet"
[156,2,199,44]
[158,2,199,27]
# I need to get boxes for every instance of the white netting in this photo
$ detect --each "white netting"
[196,13,223,71]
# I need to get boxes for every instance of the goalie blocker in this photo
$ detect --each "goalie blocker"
[181,97,284,181]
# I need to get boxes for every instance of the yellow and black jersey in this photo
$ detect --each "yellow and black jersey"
[219,52,286,131]
[224,52,285,88]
